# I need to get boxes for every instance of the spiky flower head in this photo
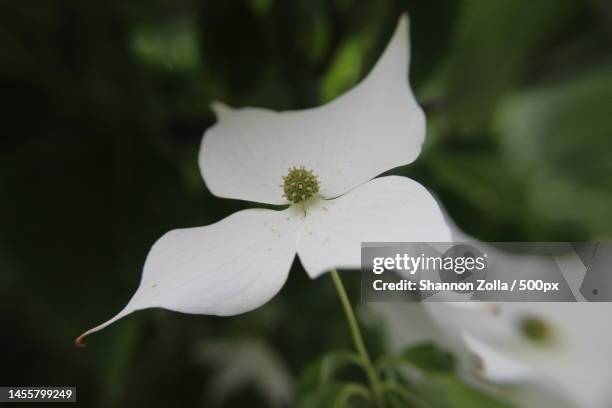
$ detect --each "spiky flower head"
[282,166,320,204]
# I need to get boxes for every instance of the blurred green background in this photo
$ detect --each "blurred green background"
[1,0,611,406]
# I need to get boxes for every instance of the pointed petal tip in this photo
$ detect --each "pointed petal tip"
[75,334,87,347]
[74,326,102,348]
[394,13,410,43]
[210,101,233,118]
[73,306,136,348]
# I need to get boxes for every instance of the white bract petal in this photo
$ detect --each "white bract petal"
[367,303,440,353]
[461,332,533,384]
[296,176,451,279]
[200,15,424,204]
[422,203,612,407]
[196,338,293,408]
[77,208,301,344]
[433,303,612,408]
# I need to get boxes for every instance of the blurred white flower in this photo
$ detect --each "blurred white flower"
[370,204,612,407]
[427,301,612,408]
[366,303,438,353]
[195,338,293,407]
[422,209,612,407]
[78,15,451,343]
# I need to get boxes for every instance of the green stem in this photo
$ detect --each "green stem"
[330,269,385,407]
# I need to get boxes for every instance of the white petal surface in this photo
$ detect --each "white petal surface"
[200,15,424,204]
[296,176,451,279]
[428,302,612,408]
[423,203,612,406]
[367,303,440,352]
[77,208,301,344]
[461,332,533,384]
[386,202,612,407]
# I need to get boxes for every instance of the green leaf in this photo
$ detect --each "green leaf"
[320,33,373,102]
[419,374,514,408]
[378,344,515,407]
[380,382,431,408]
[435,0,580,133]
[428,151,525,222]
[297,350,363,398]
[399,343,456,374]
[131,21,201,71]
[297,382,371,408]
[320,351,364,382]
[495,65,612,237]
[297,383,345,408]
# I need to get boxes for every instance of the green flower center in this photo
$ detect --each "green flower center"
[282,166,320,204]
[519,316,553,344]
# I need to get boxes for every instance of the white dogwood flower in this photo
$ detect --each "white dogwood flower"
[77,15,451,344]
[428,302,612,408]
[422,208,612,407]
[369,202,612,407]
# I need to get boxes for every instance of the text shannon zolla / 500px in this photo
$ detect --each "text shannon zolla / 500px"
[372,279,561,293]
